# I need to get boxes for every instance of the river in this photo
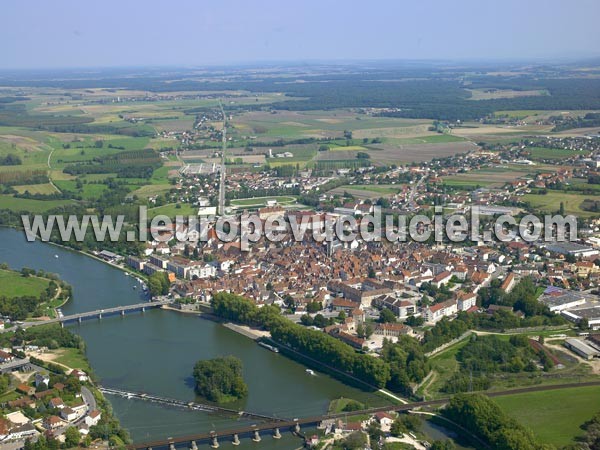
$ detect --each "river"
[0,228,388,447]
[0,228,472,448]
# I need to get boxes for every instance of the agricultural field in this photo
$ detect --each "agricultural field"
[0,269,51,298]
[329,184,403,200]
[442,166,531,188]
[12,183,59,195]
[495,385,600,446]
[524,147,584,161]
[233,109,431,141]
[0,195,75,213]
[523,191,600,217]
[147,203,197,219]
[363,141,476,165]
[450,123,554,139]
[466,88,549,100]
[230,196,297,208]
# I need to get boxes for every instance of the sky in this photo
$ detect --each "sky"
[1,0,600,69]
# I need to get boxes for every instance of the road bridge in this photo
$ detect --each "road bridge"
[15,300,170,329]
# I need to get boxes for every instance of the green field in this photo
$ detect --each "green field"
[53,180,109,200]
[230,196,297,207]
[147,203,197,219]
[523,191,600,217]
[0,195,75,213]
[0,269,50,298]
[52,347,92,373]
[12,183,59,195]
[526,147,583,161]
[495,385,600,446]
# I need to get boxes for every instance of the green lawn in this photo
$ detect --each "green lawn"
[52,347,92,373]
[495,385,600,446]
[0,269,50,298]
[328,397,365,414]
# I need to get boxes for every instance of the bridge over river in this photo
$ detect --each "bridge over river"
[10,300,171,330]
[128,380,600,450]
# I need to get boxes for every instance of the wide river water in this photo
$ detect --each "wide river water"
[0,228,392,447]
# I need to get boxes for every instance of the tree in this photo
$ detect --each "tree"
[193,356,248,403]
[356,324,365,338]
[379,308,396,323]
[64,427,80,447]
[147,272,170,297]
[579,317,590,330]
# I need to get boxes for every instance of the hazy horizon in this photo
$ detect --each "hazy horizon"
[2,0,600,70]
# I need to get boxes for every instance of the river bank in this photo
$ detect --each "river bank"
[0,227,466,447]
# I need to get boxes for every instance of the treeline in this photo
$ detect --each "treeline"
[40,123,154,137]
[14,324,83,350]
[0,153,22,165]
[442,394,552,450]
[0,296,44,321]
[211,292,391,388]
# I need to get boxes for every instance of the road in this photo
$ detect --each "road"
[82,386,97,411]
[408,174,427,210]
[218,100,227,215]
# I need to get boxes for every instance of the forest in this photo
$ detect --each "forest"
[192,356,248,403]
[442,393,550,450]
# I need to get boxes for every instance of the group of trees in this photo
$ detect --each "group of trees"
[381,337,430,395]
[442,335,544,394]
[147,271,170,297]
[211,292,391,388]
[0,153,22,165]
[192,356,248,403]
[443,394,551,450]
[479,277,550,317]
[569,410,600,450]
